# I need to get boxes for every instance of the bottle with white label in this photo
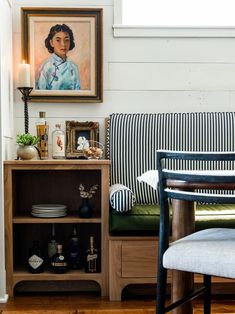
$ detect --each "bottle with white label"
[28,240,44,273]
[52,124,65,159]
[85,236,99,273]
[51,244,68,274]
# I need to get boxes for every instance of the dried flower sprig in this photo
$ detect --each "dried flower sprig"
[79,184,99,198]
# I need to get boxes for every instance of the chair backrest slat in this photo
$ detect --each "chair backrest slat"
[158,151,235,200]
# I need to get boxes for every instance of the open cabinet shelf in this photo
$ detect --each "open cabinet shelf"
[4,160,110,297]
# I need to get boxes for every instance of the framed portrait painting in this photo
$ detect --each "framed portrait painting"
[66,121,99,158]
[21,8,103,102]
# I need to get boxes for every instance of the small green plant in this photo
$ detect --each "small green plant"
[16,133,39,146]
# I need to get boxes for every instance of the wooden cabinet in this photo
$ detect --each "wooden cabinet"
[121,241,157,278]
[4,160,110,297]
[109,237,159,301]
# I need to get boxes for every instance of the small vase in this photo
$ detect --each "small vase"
[17,145,37,160]
[79,198,93,218]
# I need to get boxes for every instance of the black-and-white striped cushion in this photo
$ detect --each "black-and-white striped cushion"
[107,112,235,204]
[110,184,135,212]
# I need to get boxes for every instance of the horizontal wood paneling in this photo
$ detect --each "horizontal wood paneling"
[12,0,235,158]
[109,62,235,91]
[14,91,230,117]
[108,36,235,63]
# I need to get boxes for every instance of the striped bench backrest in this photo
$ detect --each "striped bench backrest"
[107,112,235,204]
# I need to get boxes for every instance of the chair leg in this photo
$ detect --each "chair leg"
[203,274,211,314]
[156,266,167,314]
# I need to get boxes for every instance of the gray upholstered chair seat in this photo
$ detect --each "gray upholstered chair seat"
[163,228,235,279]
[157,151,235,314]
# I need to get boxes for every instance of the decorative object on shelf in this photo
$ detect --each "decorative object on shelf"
[78,197,93,219]
[83,140,104,159]
[68,225,83,269]
[51,244,68,274]
[52,124,66,159]
[31,204,67,218]
[28,240,44,274]
[85,236,99,273]
[21,8,103,103]
[36,112,49,160]
[78,184,98,218]
[16,133,39,160]
[47,224,58,261]
[66,121,99,159]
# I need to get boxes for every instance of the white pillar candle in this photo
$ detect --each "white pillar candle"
[18,62,31,87]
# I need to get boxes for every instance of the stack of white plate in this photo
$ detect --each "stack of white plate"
[31,204,67,218]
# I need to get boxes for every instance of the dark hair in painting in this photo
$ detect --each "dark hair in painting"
[45,24,75,53]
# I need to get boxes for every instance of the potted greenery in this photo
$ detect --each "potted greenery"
[16,133,40,160]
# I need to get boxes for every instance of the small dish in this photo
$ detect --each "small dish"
[83,141,104,159]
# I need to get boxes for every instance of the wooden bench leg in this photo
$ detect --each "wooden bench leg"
[109,240,123,301]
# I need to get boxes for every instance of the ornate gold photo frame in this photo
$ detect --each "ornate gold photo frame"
[66,121,99,158]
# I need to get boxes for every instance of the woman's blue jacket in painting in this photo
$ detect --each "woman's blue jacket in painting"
[36,53,80,90]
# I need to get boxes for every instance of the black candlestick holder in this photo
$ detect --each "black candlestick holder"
[17,87,33,134]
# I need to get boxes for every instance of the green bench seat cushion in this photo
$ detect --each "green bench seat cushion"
[109,204,235,236]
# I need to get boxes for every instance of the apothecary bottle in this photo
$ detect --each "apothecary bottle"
[85,236,99,273]
[52,124,65,159]
[28,240,44,274]
[36,111,49,160]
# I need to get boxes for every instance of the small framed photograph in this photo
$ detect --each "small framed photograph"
[66,121,99,158]
[21,8,103,103]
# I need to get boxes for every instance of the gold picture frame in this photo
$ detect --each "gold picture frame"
[66,121,99,158]
[21,8,103,103]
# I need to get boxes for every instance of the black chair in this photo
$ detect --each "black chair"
[156,150,235,314]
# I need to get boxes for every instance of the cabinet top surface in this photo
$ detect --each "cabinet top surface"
[4,159,111,166]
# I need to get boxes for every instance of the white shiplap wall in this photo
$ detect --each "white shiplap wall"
[12,0,235,158]
[0,0,231,300]
[0,0,13,302]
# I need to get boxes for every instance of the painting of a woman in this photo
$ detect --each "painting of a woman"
[36,24,80,90]
[22,8,102,102]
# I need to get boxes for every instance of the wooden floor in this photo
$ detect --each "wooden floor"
[0,294,234,314]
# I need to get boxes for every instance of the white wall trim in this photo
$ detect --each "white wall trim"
[113,24,235,38]
[113,0,122,24]
[113,0,235,37]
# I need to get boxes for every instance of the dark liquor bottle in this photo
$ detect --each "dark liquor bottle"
[85,236,99,273]
[68,225,83,270]
[51,244,68,274]
[47,224,58,261]
[28,240,44,273]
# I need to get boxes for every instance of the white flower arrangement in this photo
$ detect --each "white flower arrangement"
[79,184,98,198]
